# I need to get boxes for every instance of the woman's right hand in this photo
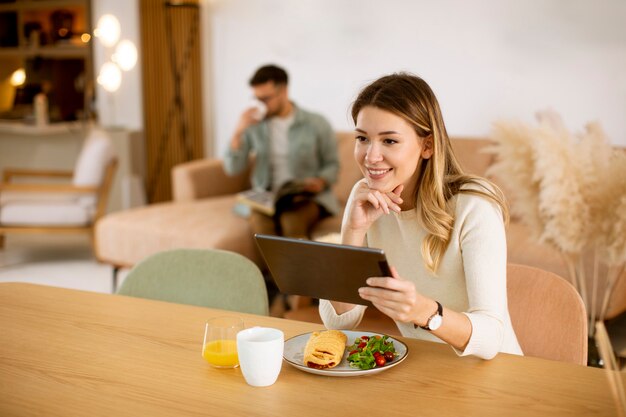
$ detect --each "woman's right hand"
[344,182,404,236]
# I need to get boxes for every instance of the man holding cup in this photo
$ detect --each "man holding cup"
[224,64,340,240]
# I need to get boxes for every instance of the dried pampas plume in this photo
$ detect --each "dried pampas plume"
[576,122,613,249]
[487,109,626,327]
[486,120,542,239]
[533,110,589,254]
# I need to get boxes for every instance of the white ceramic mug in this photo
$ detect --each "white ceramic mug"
[236,327,284,387]
[249,99,267,121]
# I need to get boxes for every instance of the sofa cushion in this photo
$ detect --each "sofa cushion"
[95,195,262,267]
[0,199,91,226]
[332,132,362,207]
[451,137,494,177]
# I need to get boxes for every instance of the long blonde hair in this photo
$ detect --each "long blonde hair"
[351,73,509,273]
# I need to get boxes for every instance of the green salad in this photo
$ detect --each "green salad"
[346,335,397,370]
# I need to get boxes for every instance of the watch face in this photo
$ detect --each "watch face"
[429,315,443,331]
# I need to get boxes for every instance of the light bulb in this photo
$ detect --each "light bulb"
[112,40,137,71]
[10,68,26,87]
[95,14,120,47]
[97,62,122,92]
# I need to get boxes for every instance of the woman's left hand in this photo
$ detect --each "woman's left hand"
[358,266,434,326]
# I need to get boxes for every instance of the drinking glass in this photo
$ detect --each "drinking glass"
[202,317,244,368]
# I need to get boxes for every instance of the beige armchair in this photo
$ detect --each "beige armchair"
[0,128,117,249]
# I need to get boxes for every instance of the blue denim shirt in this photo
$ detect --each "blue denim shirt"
[224,103,340,215]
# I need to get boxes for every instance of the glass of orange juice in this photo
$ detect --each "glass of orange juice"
[202,317,244,368]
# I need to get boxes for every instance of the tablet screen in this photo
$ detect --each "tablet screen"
[254,234,391,306]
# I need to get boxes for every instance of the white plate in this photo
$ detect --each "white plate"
[283,330,408,376]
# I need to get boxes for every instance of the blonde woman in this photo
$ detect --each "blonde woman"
[320,73,522,359]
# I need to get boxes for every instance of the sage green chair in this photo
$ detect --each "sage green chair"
[117,248,269,315]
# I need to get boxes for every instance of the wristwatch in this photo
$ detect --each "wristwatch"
[414,301,443,331]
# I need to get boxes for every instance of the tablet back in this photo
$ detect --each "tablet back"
[254,234,391,306]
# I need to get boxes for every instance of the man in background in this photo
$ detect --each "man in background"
[224,64,339,239]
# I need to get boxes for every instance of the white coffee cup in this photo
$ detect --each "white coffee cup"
[249,99,267,121]
[236,327,284,387]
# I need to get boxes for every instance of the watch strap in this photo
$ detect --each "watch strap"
[414,301,443,330]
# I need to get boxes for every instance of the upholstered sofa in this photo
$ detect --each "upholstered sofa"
[95,132,625,319]
[95,132,362,271]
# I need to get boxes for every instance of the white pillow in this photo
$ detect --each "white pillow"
[0,200,91,226]
[72,128,115,209]
[73,128,114,187]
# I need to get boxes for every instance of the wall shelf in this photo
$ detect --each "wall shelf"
[0,0,93,122]
[0,45,90,58]
[0,1,88,13]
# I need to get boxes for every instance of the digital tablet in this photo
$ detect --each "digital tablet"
[254,234,391,306]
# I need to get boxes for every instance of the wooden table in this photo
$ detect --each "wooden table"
[0,283,620,417]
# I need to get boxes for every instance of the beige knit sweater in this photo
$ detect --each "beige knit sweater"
[319,180,523,360]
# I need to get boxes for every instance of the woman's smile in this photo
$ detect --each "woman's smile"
[365,166,393,180]
[355,106,430,201]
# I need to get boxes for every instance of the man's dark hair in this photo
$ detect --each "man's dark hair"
[249,64,288,87]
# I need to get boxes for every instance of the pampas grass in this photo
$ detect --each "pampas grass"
[486,121,543,238]
[534,111,590,255]
[487,110,626,335]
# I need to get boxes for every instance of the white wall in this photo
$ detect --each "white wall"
[92,0,143,130]
[207,0,626,157]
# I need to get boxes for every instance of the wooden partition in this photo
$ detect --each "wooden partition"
[140,0,204,203]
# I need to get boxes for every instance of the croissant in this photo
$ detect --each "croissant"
[303,330,347,369]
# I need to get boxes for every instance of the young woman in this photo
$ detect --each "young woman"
[319,73,522,359]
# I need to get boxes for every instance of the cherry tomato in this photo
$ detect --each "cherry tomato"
[375,356,386,367]
[358,342,367,349]
[360,336,370,340]
[373,351,381,358]
[349,350,359,356]
[384,351,395,362]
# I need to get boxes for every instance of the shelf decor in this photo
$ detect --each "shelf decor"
[0,0,93,122]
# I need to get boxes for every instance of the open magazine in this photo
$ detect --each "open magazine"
[236,189,276,216]
[236,181,315,217]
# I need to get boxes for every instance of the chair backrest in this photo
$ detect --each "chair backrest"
[117,248,269,315]
[507,263,588,365]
